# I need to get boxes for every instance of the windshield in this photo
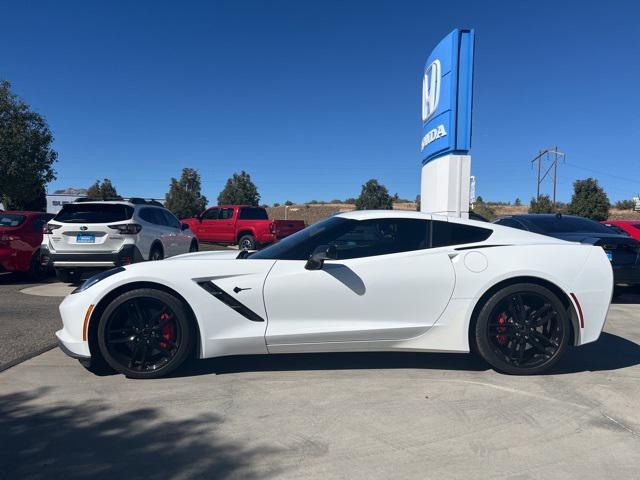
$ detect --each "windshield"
[250,217,354,260]
[524,215,615,234]
[54,204,134,224]
[0,214,26,227]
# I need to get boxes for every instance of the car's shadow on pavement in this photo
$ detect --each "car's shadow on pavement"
[174,351,490,378]
[170,331,640,378]
[0,271,57,286]
[550,332,640,375]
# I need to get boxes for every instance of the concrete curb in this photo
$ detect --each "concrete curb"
[0,343,58,373]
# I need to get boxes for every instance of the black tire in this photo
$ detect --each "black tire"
[474,283,570,375]
[78,356,114,375]
[55,268,82,284]
[238,234,256,250]
[21,251,47,281]
[97,288,195,379]
[149,244,164,261]
[189,239,198,253]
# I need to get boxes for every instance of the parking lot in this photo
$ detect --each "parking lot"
[0,273,639,479]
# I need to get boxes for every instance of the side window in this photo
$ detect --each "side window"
[162,210,181,229]
[219,208,234,220]
[139,208,167,226]
[202,208,219,220]
[431,221,492,248]
[328,219,430,260]
[139,208,155,224]
[238,208,268,220]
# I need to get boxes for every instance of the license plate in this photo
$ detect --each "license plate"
[76,234,95,243]
[605,250,613,261]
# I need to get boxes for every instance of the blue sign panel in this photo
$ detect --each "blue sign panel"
[421,29,475,164]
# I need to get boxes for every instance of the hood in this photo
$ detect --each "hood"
[168,250,241,261]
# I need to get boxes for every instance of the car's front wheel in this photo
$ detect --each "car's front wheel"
[474,283,570,375]
[97,288,195,379]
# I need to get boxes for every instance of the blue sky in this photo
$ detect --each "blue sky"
[2,0,639,204]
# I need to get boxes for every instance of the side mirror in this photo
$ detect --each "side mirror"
[181,223,190,231]
[305,244,337,270]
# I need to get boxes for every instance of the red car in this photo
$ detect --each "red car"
[0,211,54,278]
[181,205,306,250]
[601,220,640,241]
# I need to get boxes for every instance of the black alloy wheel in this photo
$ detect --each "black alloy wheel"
[475,283,570,375]
[97,288,194,379]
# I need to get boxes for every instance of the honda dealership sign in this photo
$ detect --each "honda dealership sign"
[421,29,475,163]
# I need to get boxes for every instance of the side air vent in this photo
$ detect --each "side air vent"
[197,281,265,322]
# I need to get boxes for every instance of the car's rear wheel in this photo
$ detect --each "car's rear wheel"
[55,268,82,284]
[189,239,198,252]
[149,245,164,261]
[26,251,47,281]
[239,234,256,250]
[474,283,570,375]
[97,288,195,379]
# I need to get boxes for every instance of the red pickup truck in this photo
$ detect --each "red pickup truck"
[181,205,305,250]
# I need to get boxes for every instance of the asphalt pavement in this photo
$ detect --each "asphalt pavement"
[0,273,71,370]
[1,283,639,479]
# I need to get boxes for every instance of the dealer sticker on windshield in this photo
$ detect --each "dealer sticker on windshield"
[605,251,613,261]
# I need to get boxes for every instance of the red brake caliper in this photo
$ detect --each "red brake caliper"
[496,312,508,345]
[160,312,174,348]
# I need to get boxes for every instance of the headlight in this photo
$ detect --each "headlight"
[71,267,125,294]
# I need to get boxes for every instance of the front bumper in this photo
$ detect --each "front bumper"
[56,288,96,359]
[42,244,143,269]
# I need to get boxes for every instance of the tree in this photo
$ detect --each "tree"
[0,80,57,210]
[529,194,555,214]
[87,178,121,200]
[344,198,356,204]
[514,197,522,206]
[472,197,496,221]
[284,200,294,206]
[614,199,635,210]
[567,178,610,221]
[164,168,208,218]
[273,202,281,207]
[415,194,421,212]
[355,179,393,210]
[217,171,260,206]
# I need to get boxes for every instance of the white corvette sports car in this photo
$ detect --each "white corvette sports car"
[57,211,613,378]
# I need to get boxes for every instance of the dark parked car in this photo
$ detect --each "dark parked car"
[493,214,640,288]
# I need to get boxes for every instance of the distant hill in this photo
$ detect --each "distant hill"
[266,202,640,225]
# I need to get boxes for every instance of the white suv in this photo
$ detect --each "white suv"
[41,199,198,283]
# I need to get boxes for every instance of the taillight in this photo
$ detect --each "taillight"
[43,223,61,234]
[109,223,142,234]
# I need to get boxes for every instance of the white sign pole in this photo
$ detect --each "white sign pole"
[420,154,471,218]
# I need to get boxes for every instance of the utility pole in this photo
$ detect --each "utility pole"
[531,147,565,205]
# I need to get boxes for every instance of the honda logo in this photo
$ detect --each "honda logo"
[422,59,441,122]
